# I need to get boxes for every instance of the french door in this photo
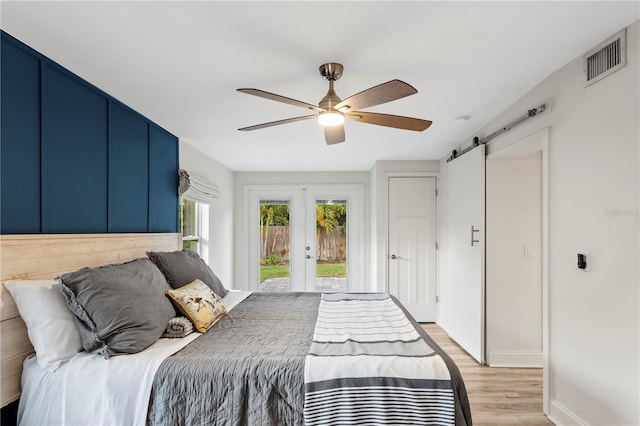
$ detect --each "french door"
[246,185,364,292]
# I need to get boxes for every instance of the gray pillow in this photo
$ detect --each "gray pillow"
[59,258,175,359]
[147,249,228,298]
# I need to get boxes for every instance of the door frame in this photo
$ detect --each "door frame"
[486,128,550,414]
[244,184,365,292]
[378,172,439,295]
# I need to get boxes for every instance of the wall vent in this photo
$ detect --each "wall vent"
[583,29,627,87]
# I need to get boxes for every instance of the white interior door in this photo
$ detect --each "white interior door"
[441,146,485,363]
[388,177,437,322]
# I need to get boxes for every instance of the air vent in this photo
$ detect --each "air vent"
[584,29,627,87]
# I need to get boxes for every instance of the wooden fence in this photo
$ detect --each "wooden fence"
[261,226,346,263]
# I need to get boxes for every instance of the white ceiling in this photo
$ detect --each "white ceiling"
[2,1,638,171]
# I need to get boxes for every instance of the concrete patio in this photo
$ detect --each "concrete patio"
[260,277,347,292]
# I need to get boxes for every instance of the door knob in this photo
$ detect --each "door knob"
[306,254,311,259]
[389,254,398,260]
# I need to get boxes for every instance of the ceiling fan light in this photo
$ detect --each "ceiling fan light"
[318,111,344,126]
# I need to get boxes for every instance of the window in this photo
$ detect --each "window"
[180,198,201,253]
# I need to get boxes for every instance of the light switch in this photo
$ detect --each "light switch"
[577,251,591,272]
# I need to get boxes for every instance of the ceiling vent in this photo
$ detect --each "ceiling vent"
[584,29,627,87]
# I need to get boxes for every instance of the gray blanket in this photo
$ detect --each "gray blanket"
[147,292,471,426]
[147,292,319,425]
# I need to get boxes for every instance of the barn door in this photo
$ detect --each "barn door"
[441,145,486,363]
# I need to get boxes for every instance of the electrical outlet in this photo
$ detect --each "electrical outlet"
[577,251,591,272]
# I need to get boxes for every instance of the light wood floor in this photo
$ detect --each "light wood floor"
[422,324,553,425]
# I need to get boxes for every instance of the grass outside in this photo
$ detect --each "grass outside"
[260,262,346,283]
[260,264,289,283]
[316,262,346,277]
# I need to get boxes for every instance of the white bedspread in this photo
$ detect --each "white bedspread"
[18,290,252,426]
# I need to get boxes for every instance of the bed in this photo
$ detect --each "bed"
[0,233,471,426]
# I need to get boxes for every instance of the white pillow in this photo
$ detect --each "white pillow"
[4,280,82,370]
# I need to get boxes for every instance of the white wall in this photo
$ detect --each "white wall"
[371,161,440,293]
[233,171,371,291]
[486,155,542,367]
[179,141,235,288]
[440,21,639,425]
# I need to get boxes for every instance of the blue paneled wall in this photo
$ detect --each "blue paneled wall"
[1,31,179,234]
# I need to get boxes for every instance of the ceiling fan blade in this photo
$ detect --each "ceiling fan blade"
[335,80,418,112]
[237,88,325,112]
[238,114,317,131]
[324,125,346,145]
[345,111,432,131]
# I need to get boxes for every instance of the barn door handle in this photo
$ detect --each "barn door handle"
[471,226,480,247]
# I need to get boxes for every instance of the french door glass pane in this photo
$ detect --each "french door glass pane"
[315,199,348,292]
[258,200,291,291]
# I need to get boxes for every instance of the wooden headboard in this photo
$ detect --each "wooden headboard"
[0,233,181,407]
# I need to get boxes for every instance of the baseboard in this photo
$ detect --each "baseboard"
[488,351,542,367]
[548,399,588,426]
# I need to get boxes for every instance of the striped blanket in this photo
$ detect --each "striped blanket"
[304,293,455,425]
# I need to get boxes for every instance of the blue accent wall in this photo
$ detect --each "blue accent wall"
[43,66,109,233]
[149,125,180,233]
[109,102,149,232]
[1,37,41,233]
[0,31,179,234]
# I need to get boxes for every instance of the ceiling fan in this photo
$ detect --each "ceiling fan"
[237,63,432,145]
